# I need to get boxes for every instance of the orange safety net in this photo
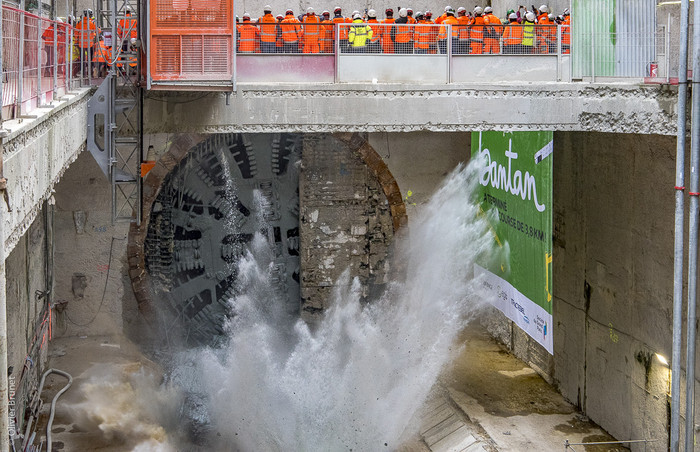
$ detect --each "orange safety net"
[150,0,233,82]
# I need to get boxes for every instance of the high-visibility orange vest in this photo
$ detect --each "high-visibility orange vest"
[93,39,111,62]
[457,15,469,40]
[239,22,260,51]
[118,14,137,41]
[380,18,395,53]
[413,23,431,49]
[321,19,333,52]
[407,16,416,24]
[485,13,502,35]
[393,23,412,43]
[281,15,301,43]
[562,17,571,46]
[438,15,458,40]
[367,18,381,43]
[470,16,485,42]
[75,17,98,48]
[332,16,348,40]
[502,23,523,45]
[259,13,277,43]
[435,13,447,24]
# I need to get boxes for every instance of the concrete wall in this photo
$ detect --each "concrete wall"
[484,131,678,451]
[51,150,140,340]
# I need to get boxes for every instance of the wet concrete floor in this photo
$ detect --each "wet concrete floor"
[37,324,625,451]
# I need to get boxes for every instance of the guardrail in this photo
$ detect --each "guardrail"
[0,6,99,120]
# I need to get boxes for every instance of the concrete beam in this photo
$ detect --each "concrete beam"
[144,83,677,136]
[1,89,91,255]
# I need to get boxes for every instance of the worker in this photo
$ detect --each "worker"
[413,11,431,54]
[455,7,469,55]
[521,11,536,54]
[258,5,277,53]
[501,12,522,54]
[561,9,570,54]
[302,7,320,53]
[281,9,302,53]
[276,14,285,52]
[437,6,457,54]
[435,5,449,24]
[424,11,438,54]
[381,8,395,54]
[42,19,59,76]
[537,5,549,23]
[348,13,372,52]
[117,7,137,51]
[407,8,416,24]
[366,9,382,53]
[238,13,260,52]
[391,8,412,54]
[93,33,111,77]
[332,7,349,53]
[320,11,333,53]
[468,6,485,55]
[75,9,99,76]
[483,6,502,54]
[536,12,556,53]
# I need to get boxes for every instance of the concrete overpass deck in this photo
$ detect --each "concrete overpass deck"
[145,81,678,136]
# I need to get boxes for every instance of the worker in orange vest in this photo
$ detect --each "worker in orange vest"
[435,6,449,24]
[332,7,349,53]
[380,8,395,54]
[413,12,431,54]
[455,7,469,54]
[75,9,99,76]
[42,19,59,76]
[276,14,285,52]
[258,5,277,53]
[483,6,502,54]
[302,7,321,53]
[238,13,260,53]
[469,7,486,54]
[93,34,111,77]
[437,7,458,54]
[537,5,549,23]
[391,8,412,54]
[117,7,137,51]
[281,9,302,53]
[320,11,332,53]
[502,12,523,54]
[423,11,438,54]
[561,9,570,54]
[366,9,382,53]
[537,13,557,53]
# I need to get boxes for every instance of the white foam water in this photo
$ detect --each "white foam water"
[178,160,498,451]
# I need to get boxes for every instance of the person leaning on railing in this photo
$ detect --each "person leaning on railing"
[347,13,373,52]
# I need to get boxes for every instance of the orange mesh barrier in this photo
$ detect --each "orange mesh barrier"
[150,0,233,82]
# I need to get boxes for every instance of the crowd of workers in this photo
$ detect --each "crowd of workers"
[236,4,571,55]
[39,7,138,78]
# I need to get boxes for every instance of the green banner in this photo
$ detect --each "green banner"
[472,131,553,354]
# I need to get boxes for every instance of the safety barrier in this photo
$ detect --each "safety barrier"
[1,6,83,120]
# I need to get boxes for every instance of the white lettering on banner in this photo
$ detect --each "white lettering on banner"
[478,138,546,213]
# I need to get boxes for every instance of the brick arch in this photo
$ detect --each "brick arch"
[127,132,406,320]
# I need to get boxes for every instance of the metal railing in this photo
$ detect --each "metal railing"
[0,6,99,121]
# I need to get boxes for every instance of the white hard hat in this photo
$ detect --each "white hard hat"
[548,13,554,20]
[56,17,64,22]
[473,6,483,14]
[539,5,548,13]
[399,7,408,17]
[484,6,492,13]
[263,4,271,11]
[457,6,466,13]
[243,12,251,18]
[445,5,452,12]
[525,11,536,21]
[508,12,517,20]
[307,6,314,13]
[353,12,361,19]
[352,10,360,16]
[367,9,376,17]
